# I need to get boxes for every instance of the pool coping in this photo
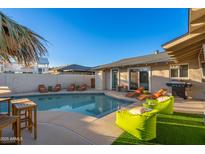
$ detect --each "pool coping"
[9,90,137,102]
[10,90,104,97]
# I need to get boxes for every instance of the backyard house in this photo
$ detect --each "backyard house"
[94,8,205,100]
[94,52,172,92]
[49,64,94,75]
[0,57,49,74]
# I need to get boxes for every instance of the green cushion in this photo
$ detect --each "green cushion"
[116,109,158,141]
[143,96,174,114]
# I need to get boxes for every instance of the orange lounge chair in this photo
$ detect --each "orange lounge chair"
[126,87,144,97]
[38,84,48,93]
[54,84,61,92]
[79,84,87,91]
[67,84,75,91]
[137,88,167,101]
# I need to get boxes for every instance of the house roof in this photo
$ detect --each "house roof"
[38,58,49,65]
[55,64,93,72]
[94,52,172,70]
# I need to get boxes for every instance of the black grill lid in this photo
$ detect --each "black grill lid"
[166,81,192,87]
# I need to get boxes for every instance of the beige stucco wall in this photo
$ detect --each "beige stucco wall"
[95,68,128,90]
[179,58,205,100]
[105,70,111,90]
[150,59,205,100]
[151,64,171,93]
[95,70,105,90]
[0,74,94,94]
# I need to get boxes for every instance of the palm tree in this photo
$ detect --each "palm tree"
[0,11,47,65]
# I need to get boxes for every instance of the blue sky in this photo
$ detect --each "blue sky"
[1,9,188,67]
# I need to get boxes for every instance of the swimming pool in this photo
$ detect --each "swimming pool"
[0,93,132,118]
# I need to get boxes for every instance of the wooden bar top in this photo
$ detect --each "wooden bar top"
[0,98,11,102]
[12,98,37,110]
[0,86,11,97]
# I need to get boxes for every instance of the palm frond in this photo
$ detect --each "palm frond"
[0,11,48,65]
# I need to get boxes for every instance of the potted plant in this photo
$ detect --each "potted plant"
[75,85,80,91]
[48,86,53,92]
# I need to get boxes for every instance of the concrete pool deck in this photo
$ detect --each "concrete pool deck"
[1,90,204,144]
[2,111,125,145]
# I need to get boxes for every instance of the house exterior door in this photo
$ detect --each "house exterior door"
[139,71,149,90]
[112,69,118,90]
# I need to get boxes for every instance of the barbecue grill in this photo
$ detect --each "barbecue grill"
[166,81,192,99]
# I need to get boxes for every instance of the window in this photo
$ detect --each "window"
[170,68,178,78]
[179,65,188,77]
[38,68,43,74]
[170,64,189,79]
[202,63,205,77]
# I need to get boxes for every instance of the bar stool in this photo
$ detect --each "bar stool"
[11,98,37,140]
[0,115,21,144]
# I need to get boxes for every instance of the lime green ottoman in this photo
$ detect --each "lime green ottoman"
[116,108,158,141]
[143,96,174,114]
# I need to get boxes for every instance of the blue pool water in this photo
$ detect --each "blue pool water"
[0,94,132,118]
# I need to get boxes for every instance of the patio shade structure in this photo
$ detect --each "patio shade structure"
[163,8,205,62]
[0,11,47,65]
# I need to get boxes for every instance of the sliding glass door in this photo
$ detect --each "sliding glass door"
[129,69,139,90]
[129,68,150,91]
[139,71,149,90]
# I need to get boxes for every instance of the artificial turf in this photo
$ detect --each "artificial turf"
[112,112,205,145]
